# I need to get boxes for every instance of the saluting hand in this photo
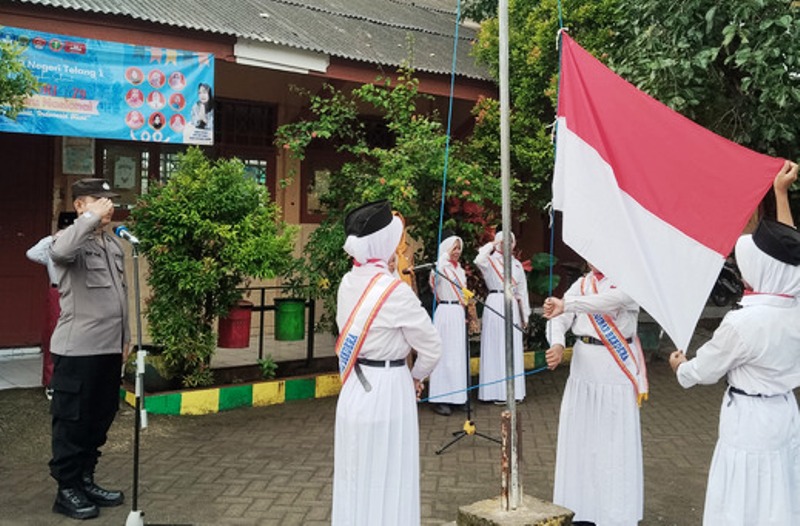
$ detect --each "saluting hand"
[86,198,114,218]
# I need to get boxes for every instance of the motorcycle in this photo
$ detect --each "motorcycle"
[710,257,744,307]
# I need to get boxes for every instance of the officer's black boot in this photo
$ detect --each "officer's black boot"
[81,472,124,507]
[53,486,100,520]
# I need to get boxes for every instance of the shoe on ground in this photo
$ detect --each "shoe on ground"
[53,487,99,520]
[45,387,53,401]
[432,403,452,416]
[82,474,124,507]
[493,400,506,406]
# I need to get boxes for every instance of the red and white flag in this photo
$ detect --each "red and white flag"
[553,33,783,350]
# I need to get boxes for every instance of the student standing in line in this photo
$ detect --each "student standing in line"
[670,160,800,526]
[332,200,441,526]
[543,263,646,526]
[26,213,76,400]
[474,231,530,403]
[428,233,472,416]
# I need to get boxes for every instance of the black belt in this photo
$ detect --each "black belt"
[488,290,503,294]
[579,335,633,345]
[728,385,771,398]
[357,358,406,368]
[437,300,461,304]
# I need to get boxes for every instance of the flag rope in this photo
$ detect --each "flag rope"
[419,365,549,403]
[427,0,464,321]
[546,1,567,346]
[434,0,462,280]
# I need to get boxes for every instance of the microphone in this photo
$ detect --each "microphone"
[401,262,434,275]
[114,225,140,245]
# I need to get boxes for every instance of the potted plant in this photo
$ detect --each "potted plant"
[129,147,297,387]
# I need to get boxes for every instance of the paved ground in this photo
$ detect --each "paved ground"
[0,320,740,526]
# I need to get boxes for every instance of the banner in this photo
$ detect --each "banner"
[0,26,214,145]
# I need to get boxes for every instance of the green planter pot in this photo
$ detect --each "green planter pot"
[274,298,305,341]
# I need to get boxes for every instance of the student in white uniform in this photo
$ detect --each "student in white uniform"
[428,233,470,416]
[543,264,646,526]
[474,231,530,403]
[670,161,800,526]
[332,200,442,526]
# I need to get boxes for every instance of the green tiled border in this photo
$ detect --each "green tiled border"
[121,350,547,416]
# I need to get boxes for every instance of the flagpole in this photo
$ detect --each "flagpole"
[498,0,520,511]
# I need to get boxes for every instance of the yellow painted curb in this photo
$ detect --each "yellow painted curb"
[315,373,342,398]
[253,380,285,407]
[181,388,220,415]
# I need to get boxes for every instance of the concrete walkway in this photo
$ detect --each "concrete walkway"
[1,308,763,525]
[0,350,734,525]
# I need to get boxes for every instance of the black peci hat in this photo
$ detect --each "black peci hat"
[344,200,393,237]
[72,178,119,199]
[752,219,800,265]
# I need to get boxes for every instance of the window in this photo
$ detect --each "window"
[98,143,150,209]
[94,99,278,209]
[159,147,187,182]
[301,151,348,223]
[215,99,277,149]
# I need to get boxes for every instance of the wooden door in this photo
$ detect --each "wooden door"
[0,133,53,347]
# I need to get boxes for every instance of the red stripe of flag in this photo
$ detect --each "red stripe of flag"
[558,33,782,257]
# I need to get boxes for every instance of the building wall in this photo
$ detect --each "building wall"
[0,4,497,348]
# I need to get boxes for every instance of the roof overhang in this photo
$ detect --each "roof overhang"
[234,38,329,74]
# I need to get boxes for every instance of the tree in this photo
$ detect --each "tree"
[276,67,531,330]
[612,0,800,161]
[471,0,800,196]
[0,41,39,119]
[470,0,618,209]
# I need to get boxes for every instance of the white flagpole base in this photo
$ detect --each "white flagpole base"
[126,510,145,526]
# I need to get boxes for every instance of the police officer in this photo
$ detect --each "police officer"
[48,178,129,520]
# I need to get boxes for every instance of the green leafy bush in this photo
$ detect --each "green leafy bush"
[130,148,297,387]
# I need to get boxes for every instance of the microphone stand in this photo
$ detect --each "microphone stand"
[126,243,147,526]
[420,265,504,455]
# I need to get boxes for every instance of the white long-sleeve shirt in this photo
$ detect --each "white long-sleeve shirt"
[473,243,531,322]
[677,294,800,395]
[26,235,58,285]
[546,273,639,347]
[337,264,441,380]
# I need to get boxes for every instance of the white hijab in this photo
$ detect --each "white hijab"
[494,230,515,253]
[438,235,463,266]
[736,234,800,297]
[343,215,404,265]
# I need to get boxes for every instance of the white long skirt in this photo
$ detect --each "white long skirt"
[332,363,420,526]
[428,304,468,404]
[703,390,800,526]
[478,293,525,402]
[553,341,643,526]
